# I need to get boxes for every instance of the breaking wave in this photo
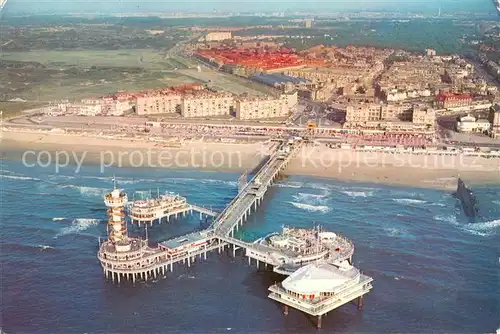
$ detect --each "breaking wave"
[292,192,329,206]
[462,219,500,237]
[55,218,100,238]
[493,200,500,206]
[37,245,55,250]
[65,185,108,197]
[393,198,427,204]
[434,214,458,225]
[342,190,373,198]
[274,181,303,189]
[288,202,330,213]
[1,175,40,181]
[52,217,66,221]
[435,214,499,236]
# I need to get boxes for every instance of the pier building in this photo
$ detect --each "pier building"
[269,261,373,329]
[246,228,355,275]
[128,191,218,225]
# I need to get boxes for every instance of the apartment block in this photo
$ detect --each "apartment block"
[136,94,182,115]
[181,93,234,118]
[380,103,413,121]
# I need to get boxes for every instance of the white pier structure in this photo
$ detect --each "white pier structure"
[129,192,218,226]
[269,262,373,329]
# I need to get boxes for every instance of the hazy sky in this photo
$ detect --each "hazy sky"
[4,0,495,14]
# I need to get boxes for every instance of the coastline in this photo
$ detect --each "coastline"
[2,130,499,191]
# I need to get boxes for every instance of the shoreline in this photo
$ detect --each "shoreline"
[2,131,499,191]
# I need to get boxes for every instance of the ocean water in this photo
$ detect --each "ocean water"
[1,159,499,333]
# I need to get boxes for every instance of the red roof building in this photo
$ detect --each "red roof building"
[436,92,473,109]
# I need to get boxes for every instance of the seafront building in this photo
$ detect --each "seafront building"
[180,91,234,118]
[135,85,205,115]
[488,104,500,138]
[236,92,298,120]
[345,102,437,130]
[269,262,373,329]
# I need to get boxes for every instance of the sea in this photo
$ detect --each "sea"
[1,158,499,333]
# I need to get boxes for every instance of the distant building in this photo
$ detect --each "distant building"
[204,32,232,42]
[304,19,313,28]
[488,104,500,138]
[425,49,437,57]
[456,114,491,133]
[61,103,102,116]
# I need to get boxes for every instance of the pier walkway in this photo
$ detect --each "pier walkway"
[212,141,301,238]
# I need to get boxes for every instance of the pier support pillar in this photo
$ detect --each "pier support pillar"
[233,245,236,257]
[200,212,202,220]
[132,273,136,284]
[317,315,322,329]
[167,215,170,222]
[170,262,173,272]
[284,305,289,316]
[256,259,259,269]
[358,296,364,310]
[204,249,207,260]
[187,256,191,267]
[117,273,121,284]
[248,257,251,265]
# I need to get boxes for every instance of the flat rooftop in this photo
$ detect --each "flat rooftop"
[159,230,210,249]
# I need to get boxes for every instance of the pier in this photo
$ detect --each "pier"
[97,138,373,328]
[98,139,301,280]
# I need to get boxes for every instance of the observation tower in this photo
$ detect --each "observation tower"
[103,178,130,250]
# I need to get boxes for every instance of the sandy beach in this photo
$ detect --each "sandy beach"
[2,130,499,190]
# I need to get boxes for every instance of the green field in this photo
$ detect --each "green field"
[5,72,201,102]
[0,49,172,70]
[0,101,48,118]
[1,49,274,101]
